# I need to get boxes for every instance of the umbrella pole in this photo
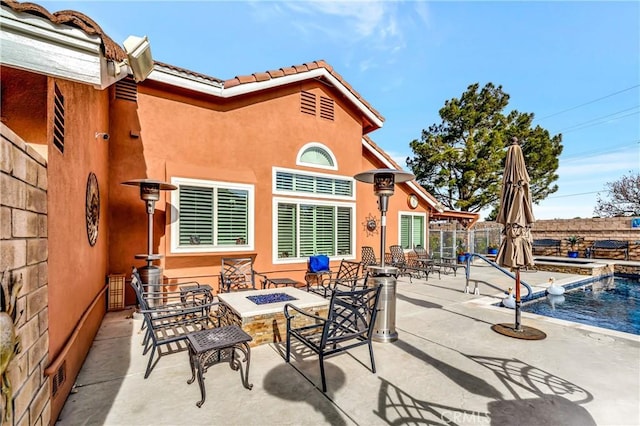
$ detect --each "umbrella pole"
[515,268,522,331]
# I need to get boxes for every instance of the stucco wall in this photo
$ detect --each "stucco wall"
[1,124,50,425]
[107,79,427,302]
[44,77,111,421]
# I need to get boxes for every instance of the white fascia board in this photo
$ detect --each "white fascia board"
[1,7,103,86]
[148,67,224,96]
[361,138,443,212]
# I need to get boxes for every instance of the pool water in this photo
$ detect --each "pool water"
[522,276,640,335]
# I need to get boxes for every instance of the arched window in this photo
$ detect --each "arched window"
[296,143,337,170]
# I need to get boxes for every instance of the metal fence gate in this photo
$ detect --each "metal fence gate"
[428,226,502,258]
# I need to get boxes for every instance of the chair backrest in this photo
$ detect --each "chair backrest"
[361,246,378,267]
[220,257,257,292]
[413,246,429,261]
[130,267,150,310]
[323,285,382,346]
[335,260,363,282]
[389,245,408,266]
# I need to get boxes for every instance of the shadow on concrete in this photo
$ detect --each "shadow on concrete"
[466,355,593,404]
[396,293,442,309]
[263,361,348,425]
[374,377,595,426]
[394,340,503,399]
[374,377,491,424]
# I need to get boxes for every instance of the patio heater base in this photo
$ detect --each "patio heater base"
[491,323,547,340]
[138,265,162,307]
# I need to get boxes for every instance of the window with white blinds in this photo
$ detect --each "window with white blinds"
[274,169,354,199]
[275,200,354,260]
[400,213,425,250]
[171,178,254,253]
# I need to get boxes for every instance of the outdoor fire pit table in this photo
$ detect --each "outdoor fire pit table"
[217,287,329,346]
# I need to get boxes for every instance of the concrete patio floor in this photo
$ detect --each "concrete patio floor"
[56,264,640,425]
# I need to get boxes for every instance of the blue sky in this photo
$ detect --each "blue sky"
[41,1,640,220]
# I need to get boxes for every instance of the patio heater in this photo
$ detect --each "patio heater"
[354,168,414,342]
[122,179,177,306]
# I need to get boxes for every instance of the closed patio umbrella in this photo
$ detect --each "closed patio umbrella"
[493,138,545,339]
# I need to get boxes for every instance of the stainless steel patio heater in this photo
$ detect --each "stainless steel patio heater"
[354,168,414,342]
[122,179,177,306]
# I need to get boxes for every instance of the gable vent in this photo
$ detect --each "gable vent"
[320,96,334,121]
[53,84,65,154]
[300,91,316,116]
[115,77,138,102]
[52,361,66,397]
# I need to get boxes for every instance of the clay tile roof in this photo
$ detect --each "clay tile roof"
[223,59,383,123]
[2,0,127,62]
[154,61,223,85]
[268,69,285,78]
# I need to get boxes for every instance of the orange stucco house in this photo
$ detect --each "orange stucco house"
[0,1,477,423]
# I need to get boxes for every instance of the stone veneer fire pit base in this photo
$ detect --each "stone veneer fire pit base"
[218,287,329,347]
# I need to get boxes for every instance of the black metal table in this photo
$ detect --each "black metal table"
[186,325,253,407]
[262,277,301,289]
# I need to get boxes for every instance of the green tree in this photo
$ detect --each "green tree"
[407,83,563,216]
[594,172,640,217]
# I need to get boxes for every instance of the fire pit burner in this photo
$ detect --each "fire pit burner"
[246,293,297,305]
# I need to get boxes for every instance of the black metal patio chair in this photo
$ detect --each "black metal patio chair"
[389,245,430,282]
[361,246,379,268]
[284,284,382,392]
[219,257,267,292]
[307,259,363,298]
[130,268,221,378]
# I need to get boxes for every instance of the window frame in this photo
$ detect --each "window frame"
[295,142,338,171]
[397,210,427,250]
[170,177,255,254]
[272,196,356,264]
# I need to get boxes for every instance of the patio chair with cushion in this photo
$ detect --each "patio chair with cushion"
[307,259,363,298]
[219,257,267,292]
[284,284,382,392]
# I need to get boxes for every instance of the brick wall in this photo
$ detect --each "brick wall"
[1,124,50,425]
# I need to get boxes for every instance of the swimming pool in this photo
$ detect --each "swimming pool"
[522,276,640,335]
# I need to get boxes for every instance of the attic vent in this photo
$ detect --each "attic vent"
[115,77,138,102]
[52,361,66,397]
[53,84,65,154]
[300,91,316,116]
[320,96,334,121]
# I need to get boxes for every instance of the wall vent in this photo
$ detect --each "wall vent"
[115,77,138,102]
[319,96,334,121]
[300,91,316,116]
[53,84,65,154]
[51,361,66,397]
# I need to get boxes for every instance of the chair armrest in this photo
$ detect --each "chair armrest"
[284,303,328,323]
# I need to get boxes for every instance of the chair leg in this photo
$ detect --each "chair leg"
[368,341,376,373]
[319,354,327,392]
[285,331,291,362]
[144,345,157,379]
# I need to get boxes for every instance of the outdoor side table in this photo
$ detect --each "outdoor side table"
[262,277,301,289]
[186,325,253,407]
